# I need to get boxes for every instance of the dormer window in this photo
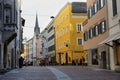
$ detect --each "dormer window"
[4,4,11,24]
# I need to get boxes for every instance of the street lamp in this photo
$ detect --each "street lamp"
[50,16,54,19]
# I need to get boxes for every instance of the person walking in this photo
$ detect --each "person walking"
[19,56,24,68]
[82,56,85,67]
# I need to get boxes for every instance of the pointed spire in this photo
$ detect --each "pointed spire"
[35,13,39,28]
[34,13,40,36]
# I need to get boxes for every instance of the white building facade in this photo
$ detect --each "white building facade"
[45,20,55,64]
[106,0,120,71]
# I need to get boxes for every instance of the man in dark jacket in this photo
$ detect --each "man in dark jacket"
[19,56,24,68]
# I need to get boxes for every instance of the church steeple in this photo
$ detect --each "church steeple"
[34,13,40,37]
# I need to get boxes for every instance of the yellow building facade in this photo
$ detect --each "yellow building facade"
[21,44,27,60]
[54,2,87,65]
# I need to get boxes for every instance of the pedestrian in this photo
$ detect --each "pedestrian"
[19,56,24,68]
[82,56,85,67]
[43,59,46,66]
[72,60,75,65]
[80,59,82,65]
[75,56,78,66]
[76,58,78,66]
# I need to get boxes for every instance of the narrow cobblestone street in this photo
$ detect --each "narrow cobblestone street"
[0,66,120,80]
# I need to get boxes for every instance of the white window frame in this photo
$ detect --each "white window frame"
[76,23,83,32]
[101,0,104,8]
[77,38,83,46]
[90,28,93,38]
[95,25,99,36]
[99,0,104,8]
[89,28,93,39]
[90,8,92,17]
[101,21,105,33]
[94,3,97,13]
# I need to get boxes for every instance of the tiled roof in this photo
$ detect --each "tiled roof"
[72,2,87,13]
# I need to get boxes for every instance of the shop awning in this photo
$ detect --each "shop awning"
[99,33,120,45]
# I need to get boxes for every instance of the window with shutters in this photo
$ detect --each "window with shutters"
[88,9,90,19]
[98,23,101,34]
[92,27,95,37]
[97,20,106,34]
[101,21,106,33]
[89,7,92,18]
[101,0,104,8]
[89,29,91,39]
[89,28,93,39]
[76,23,82,33]
[112,0,117,16]
[95,25,99,36]
[88,0,105,19]
[94,3,98,13]
[97,1,100,10]
[92,6,95,15]
[84,31,88,41]
[88,8,92,18]
[99,0,105,9]
[87,20,106,40]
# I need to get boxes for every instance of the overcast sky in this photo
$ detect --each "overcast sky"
[22,0,86,39]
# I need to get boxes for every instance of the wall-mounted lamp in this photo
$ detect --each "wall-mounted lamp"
[50,16,54,19]
[65,41,69,47]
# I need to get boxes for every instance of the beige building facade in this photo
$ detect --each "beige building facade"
[83,0,109,69]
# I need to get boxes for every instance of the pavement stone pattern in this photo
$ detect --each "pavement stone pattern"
[0,66,120,80]
[54,66,120,80]
[0,66,57,80]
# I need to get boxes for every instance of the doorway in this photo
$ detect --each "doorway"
[101,51,107,69]
[58,53,61,65]
[66,53,68,65]
[3,43,7,68]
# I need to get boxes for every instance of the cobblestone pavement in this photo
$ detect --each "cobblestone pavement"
[53,66,120,80]
[0,66,120,80]
[0,66,57,80]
